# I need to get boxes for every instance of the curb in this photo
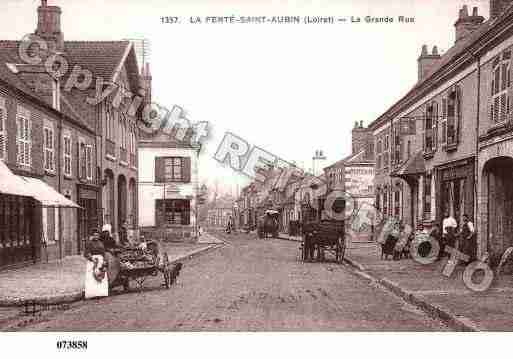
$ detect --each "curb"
[343,256,480,332]
[278,235,302,242]
[0,243,222,308]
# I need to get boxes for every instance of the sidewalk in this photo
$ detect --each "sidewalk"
[345,241,513,331]
[0,240,220,307]
[279,233,301,242]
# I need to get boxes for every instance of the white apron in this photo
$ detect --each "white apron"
[85,255,109,299]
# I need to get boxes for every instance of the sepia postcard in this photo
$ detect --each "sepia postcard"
[0,0,512,357]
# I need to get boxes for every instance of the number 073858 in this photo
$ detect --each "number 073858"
[56,340,88,350]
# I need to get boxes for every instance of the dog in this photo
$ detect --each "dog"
[168,262,183,285]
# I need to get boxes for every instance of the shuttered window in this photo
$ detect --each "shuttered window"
[155,156,192,183]
[447,87,461,146]
[43,126,55,172]
[441,98,447,144]
[0,101,6,160]
[155,199,191,226]
[490,52,511,124]
[63,135,72,176]
[16,108,31,167]
[79,141,86,179]
[86,145,92,180]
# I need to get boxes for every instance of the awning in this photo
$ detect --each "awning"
[0,160,34,197]
[21,177,81,208]
[391,151,426,178]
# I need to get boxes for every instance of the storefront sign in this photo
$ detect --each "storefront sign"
[441,165,471,181]
[79,188,97,200]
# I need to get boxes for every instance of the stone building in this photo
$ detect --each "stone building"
[0,0,145,268]
[369,0,513,260]
[138,125,200,240]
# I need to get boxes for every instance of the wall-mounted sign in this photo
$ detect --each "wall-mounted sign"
[344,166,374,196]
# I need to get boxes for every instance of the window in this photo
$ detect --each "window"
[376,140,382,169]
[424,102,438,153]
[165,157,182,181]
[63,135,72,176]
[0,99,6,160]
[155,199,191,225]
[441,98,447,145]
[155,157,191,183]
[16,108,31,166]
[407,140,411,158]
[120,117,126,149]
[79,141,86,179]
[490,51,511,124]
[86,145,92,180]
[43,126,55,172]
[393,125,401,164]
[447,87,460,146]
[424,174,432,218]
[383,135,389,168]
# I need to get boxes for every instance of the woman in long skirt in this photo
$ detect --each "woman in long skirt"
[84,231,109,299]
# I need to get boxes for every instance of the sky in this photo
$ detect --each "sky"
[0,0,489,196]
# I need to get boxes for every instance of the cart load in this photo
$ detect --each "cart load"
[108,241,182,291]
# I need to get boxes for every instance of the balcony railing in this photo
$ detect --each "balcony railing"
[106,139,115,158]
[130,153,136,168]
[120,147,127,163]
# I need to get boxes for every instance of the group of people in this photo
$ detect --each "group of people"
[380,211,476,262]
[83,216,133,299]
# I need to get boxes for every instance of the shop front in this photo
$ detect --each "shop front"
[77,184,99,254]
[479,137,513,261]
[435,157,475,229]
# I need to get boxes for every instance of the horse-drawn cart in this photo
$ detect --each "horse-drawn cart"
[105,242,181,292]
[301,220,346,263]
[299,188,346,263]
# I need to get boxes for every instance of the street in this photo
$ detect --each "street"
[13,232,447,331]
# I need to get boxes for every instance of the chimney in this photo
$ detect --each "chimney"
[35,0,64,53]
[351,122,370,155]
[454,6,484,43]
[490,0,513,18]
[418,45,441,81]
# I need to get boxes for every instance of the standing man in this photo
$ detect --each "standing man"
[442,210,457,257]
[458,214,476,262]
[102,214,112,237]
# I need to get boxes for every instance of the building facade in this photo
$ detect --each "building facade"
[0,1,145,267]
[369,0,513,261]
[138,128,200,240]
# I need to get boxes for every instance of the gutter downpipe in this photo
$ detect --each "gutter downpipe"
[465,48,481,259]
[474,54,481,259]
[58,114,63,259]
